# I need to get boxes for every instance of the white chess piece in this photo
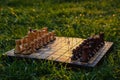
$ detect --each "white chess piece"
[30,41,36,53]
[38,37,42,48]
[50,30,56,41]
[46,33,50,43]
[14,39,22,54]
[43,35,47,45]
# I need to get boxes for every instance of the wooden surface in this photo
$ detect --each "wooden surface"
[5,37,113,67]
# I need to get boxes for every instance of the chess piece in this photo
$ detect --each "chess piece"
[38,30,42,38]
[30,41,36,53]
[71,55,77,61]
[78,45,82,56]
[33,30,38,39]
[25,37,31,50]
[38,37,42,48]
[36,30,40,39]
[49,32,52,41]
[22,43,31,55]
[81,39,88,46]
[25,36,31,45]
[80,46,89,62]
[28,32,34,41]
[50,30,56,41]
[42,35,47,46]
[99,32,105,46]
[33,39,37,49]
[42,27,48,33]
[21,37,28,52]
[34,39,39,50]
[22,37,28,44]
[45,34,49,44]
[71,49,78,60]
[27,28,37,41]
[52,30,56,40]
[87,46,93,58]
[41,36,45,46]
[41,27,48,36]
[71,44,83,61]
[41,30,44,35]
[28,27,33,34]
[88,37,96,55]
[14,39,22,54]
[94,36,101,52]
[46,33,50,43]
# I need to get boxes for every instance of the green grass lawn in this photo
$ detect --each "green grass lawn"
[0,0,120,80]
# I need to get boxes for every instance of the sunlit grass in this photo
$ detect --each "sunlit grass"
[0,0,120,80]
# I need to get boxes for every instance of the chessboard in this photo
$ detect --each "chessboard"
[5,37,113,67]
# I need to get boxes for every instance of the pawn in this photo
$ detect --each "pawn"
[83,40,88,45]
[71,49,78,60]
[71,55,77,61]
[75,46,79,51]
[72,49,76,54]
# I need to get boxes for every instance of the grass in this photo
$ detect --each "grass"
[0,0,120,80]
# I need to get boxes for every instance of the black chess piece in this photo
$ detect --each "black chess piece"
[88,45,94,57]
[88,37,96,55]
[99,32,105,47]
[80,46,90,62]
[71,55,77,60]
[71,49,78,60]
[93,36,100,52]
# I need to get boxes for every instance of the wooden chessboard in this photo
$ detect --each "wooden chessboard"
[5,37,113,67]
